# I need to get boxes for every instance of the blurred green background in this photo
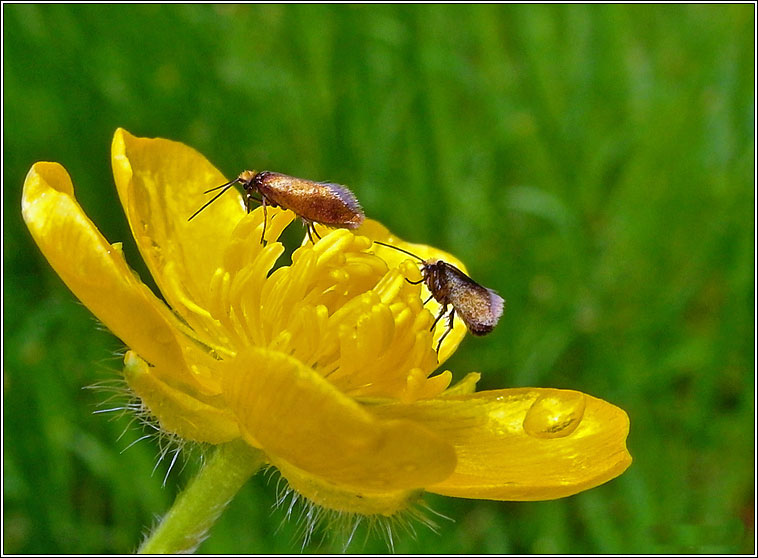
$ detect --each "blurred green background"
[3,4,754,554]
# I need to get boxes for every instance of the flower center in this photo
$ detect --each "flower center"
[190,209,450,402]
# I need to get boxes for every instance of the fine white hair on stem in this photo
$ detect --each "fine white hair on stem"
[84,363,203,488]
[263,467,445,553]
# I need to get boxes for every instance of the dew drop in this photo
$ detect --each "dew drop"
[523,392,586,439]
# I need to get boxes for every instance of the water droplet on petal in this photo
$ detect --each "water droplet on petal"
[523,392,586,438]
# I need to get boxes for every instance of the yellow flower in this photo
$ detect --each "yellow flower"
[22,129,631,522]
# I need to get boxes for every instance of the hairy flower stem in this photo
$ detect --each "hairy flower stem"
[138,439,265,554]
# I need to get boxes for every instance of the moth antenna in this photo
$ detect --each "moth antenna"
[202,178,239,194]
[188,179,240,221]
[373,240,425,262]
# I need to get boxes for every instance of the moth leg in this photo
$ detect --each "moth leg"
[430,304,448,331]
[244,191,256,213]
[311,223,322,240]
[260,196,268,246]
[435,308,456,355]
[300,219,321,245]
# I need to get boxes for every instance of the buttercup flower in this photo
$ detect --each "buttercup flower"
[22,129,632,552]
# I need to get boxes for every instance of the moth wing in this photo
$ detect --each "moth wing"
[444,265,504,335]
[261,173,364,228]
[317,181,365,223]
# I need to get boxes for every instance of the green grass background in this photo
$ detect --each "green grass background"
[3,4,754,554]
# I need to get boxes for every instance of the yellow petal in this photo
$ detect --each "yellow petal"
[123,351,239,444]
[222,347,457,491]
[372,388,632,500]
[358,219,469,363]
[111,128,256,331]
[21,162,187,375]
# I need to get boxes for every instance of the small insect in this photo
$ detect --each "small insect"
[373,240,504,354]
[189,170,364,244]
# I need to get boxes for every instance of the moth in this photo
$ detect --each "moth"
[373,240,504,354]
[189,170,364,243]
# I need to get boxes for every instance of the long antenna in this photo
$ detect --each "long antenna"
[202,182,237,194]
[372,240,424,262]
[188,178,240,221]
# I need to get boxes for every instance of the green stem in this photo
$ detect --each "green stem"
[138,439,265,554]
